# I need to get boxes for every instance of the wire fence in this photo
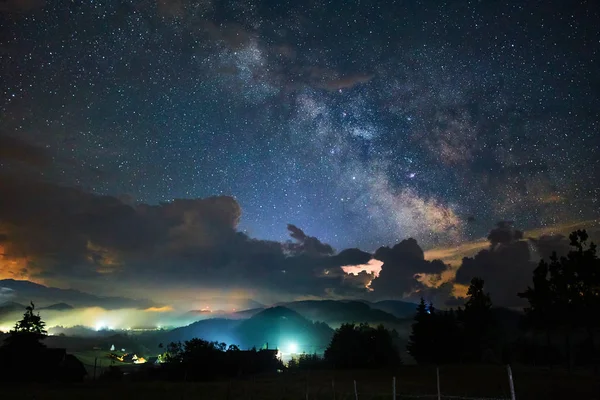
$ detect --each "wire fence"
[334,366,515,400]
[77,361,518,400]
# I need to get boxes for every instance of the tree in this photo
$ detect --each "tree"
[463,277,496,362]
[518,258,557,366]
[519,229,600,369]
[287,352,324,370]
[407,299,463,365]
[407,298,436,363]
[324,323,401,369]
[2,302,47,350]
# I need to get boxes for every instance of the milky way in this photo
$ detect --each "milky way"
[1,0,599,254]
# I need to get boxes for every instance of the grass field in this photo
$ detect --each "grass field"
[2,365,600,400]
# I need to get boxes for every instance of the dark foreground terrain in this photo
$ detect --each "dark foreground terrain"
[3,365,599,400]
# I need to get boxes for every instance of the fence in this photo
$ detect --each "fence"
[336,365,516,400]
[78,362,519,400]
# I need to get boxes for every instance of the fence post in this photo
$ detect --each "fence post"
[354,380,358,400]
[436,367,441,400]
[305,372,309,400]
[392,376,396,399]
[332,379,336,400]
[507,364,516,400]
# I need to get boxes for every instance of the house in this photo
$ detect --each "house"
[0,347,87,382]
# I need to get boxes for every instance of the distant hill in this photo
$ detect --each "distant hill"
[279,300,401,328]
[0,279,153,309]
[39,303,74,311]
[0,301,26,321]
[371,300,419,319]
[236,306,334,353]
[144,306,334,355]
[141,318,242,350]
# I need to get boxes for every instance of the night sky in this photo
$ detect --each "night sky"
[0,0,599,306]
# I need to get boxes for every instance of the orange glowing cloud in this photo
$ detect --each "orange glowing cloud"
[0,244,44,284]
[86,241,121,275]
[144,306,174,312]
[341,258,383,277]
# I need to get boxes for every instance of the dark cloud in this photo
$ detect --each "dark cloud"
[487,221,524,248]
[455,239,532,307]
[370,238,449,298]
[527,234,576,263]
[0,0,44,13]
[285,224,334,256]
[453,222,582,307]
[0,135,50,166]
[0,175,375,299]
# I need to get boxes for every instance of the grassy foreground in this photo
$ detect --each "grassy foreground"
[3,365,599,400]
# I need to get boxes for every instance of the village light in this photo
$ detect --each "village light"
[287,341,298,354]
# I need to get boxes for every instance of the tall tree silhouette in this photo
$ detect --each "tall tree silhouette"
[407,298,435,363]
[408,299,463,364]
[519,255,557,366]
[463,277,495,362]
[520,229,600,369]
[2,302,47,350]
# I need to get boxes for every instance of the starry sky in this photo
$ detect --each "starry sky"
[0,0,599,306]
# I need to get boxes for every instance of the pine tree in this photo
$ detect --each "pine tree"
[2,302,47,350]
[520,230,600,369]
[407,298,435,363]
[463,278,495,362]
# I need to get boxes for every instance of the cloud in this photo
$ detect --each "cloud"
[0,0,44,13]
[0,135,50,166]
[285,224,334,256]
[487,221,524,248]
[369,238,449,298]
[452,222,591,307]
[0,175,377,301]
[0,287,15,301]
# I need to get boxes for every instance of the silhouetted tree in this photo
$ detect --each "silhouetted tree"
[463,277,496,362]
[324,323,401,369]
[408,299,463,364]
[435,308,463,363]
[2,302,47,350]
[518,256,557,366]
[407,298,435,363]
[520,229,600,369]
[288,352,325,370]
[159,338,283,380]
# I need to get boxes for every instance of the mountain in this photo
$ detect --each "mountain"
[141,318,242,350]
[146,306,334,354]
[278,300,402,328]
[39,303,74,311]
[186,307,264,320]
[371,300,419,319]
[236,306,334,353]
[0,301,26,320]
[0,279,153,310]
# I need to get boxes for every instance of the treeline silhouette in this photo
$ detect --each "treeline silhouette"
[407,229,600,369]
[128,340,285,381]
[134,323,402,381]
